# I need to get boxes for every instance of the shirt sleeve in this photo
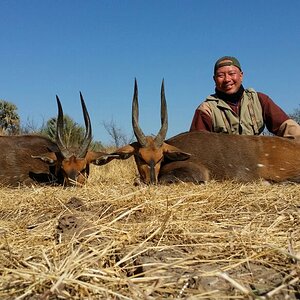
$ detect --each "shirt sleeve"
[257,92,290,135]
[190,107,213,132]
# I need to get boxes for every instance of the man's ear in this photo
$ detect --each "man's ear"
[163,143,191,161]
[31,152,57,165]
[86,151,120,166]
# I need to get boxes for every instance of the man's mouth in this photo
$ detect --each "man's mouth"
[223,84,235,90]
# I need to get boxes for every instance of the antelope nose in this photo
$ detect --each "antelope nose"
[149,161,157,184]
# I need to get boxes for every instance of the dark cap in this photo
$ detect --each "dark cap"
[214,56,242,74]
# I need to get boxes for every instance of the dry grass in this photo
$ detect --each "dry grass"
[0,158,299,299]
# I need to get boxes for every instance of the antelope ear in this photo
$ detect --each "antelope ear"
[108,143,137,160]
[163,143,191,161]
[86,151,120,166]
[31,152,57,165]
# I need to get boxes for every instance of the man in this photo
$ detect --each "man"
[190,56,300,139]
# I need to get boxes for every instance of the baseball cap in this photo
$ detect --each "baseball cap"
[214,56,242,74]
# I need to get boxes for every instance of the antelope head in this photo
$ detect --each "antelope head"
[110,79,190,184]
[32,93,117,186]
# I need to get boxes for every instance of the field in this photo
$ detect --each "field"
[0,158,299,299]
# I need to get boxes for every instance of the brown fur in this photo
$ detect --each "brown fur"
[0,93,118,187]
[0,135,116,187]
[162,131,300,183]
[0,135,61,186]
[33,147,115,187]
[111,131,300,184]
[29,94,117,187]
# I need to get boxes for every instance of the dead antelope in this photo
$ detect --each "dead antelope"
[108,79,300,184]
[0,93,116,187]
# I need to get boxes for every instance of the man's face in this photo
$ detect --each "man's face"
[213,63,243,94]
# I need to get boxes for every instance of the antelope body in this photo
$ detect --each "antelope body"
[161,131,300,183]
[0,135,61,186]
[110,80,300,184]
[0,93,115,187]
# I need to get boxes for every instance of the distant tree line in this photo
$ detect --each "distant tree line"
[0,99,132,149]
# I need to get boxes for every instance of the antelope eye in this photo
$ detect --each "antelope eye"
[136,155,147,164]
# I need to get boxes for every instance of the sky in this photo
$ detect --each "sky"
[1,0,300,145]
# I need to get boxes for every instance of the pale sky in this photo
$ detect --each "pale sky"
[1,0,300,144]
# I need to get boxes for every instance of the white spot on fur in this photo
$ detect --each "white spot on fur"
[279,168,285,171]
[245,167,250,171]
[228,164,233,167]
[264,153,270,157]
[257,164,265,168]
[272,146,276,149]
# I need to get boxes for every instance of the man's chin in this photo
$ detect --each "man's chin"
[223,88,238,94]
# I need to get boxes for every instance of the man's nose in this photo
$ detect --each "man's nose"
[224,73,231,81]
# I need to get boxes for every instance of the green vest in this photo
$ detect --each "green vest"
[204,88,265,135]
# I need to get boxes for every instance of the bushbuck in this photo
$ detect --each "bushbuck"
[107,79,300,184]
[0,93,116,187]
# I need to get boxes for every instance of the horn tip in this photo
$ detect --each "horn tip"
[79,92,85,104]
[56,95,62,106]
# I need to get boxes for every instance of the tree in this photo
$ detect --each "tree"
[20,117,42,134]
[41,115,104,150]
[289,106,300,124]
[0,100,20,135]
[103,118,133,148]
[41,115,86,147]
[89,140,105,152]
